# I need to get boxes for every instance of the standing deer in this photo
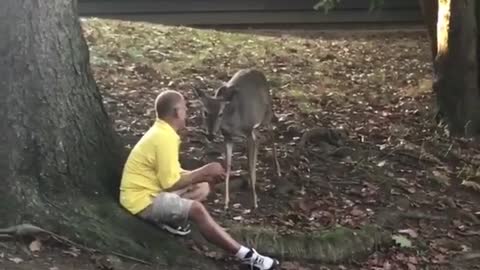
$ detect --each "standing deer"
[194,68,281,209]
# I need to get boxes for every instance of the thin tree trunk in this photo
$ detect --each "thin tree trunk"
[0,1,216,268]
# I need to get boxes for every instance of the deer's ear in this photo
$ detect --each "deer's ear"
[216,85,236,102]
[215,85,228,97]
[223,86,236,102]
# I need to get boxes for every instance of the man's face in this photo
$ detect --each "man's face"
[175,97,188,129]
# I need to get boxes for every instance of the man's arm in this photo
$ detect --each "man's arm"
[163,167,205,192]
[164,163,225,192]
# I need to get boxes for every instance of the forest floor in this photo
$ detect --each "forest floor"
[2,18,480,270]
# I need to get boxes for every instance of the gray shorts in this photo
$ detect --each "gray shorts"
[138,191,193,224]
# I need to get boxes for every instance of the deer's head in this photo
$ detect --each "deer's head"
[194,85,235,140]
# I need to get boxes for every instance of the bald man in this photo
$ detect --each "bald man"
[119,90,279,270]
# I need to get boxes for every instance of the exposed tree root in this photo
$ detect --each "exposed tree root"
[0,223,151,265]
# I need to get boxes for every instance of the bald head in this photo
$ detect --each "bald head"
[154,90,184,119]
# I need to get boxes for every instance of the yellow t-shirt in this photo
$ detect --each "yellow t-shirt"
[119,119,182,214]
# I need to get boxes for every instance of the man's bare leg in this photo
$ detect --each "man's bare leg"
[164,182,211,235]
[188,201,240,254]
[181,182,210,202]
[187,200,279,269]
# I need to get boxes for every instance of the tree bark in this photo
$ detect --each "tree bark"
[433,0,480,136]
[0,1,217,268]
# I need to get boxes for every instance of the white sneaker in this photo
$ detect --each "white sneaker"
[160,222,191,236]
[240,248,279,270]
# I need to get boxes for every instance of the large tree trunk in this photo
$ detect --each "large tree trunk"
[432,0,480,136]
[0,1,216,268]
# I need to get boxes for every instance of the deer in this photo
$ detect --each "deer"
[194,68,281,210]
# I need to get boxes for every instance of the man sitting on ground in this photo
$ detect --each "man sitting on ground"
[119,90,279,270]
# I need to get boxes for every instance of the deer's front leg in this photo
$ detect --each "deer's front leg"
[224,140,233,210]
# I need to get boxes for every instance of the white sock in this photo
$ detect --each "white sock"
[235,246,250,259]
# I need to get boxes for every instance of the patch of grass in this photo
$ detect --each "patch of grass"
[83,19,339,105]
[285,88,318,114]
[82,18,432,120]
[230,225,391,263]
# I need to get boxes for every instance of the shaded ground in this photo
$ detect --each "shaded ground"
[2,18,480,270]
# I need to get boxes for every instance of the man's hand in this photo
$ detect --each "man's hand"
[167,162,226,192]
[203,162,225,177]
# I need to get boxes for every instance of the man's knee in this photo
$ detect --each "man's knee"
[197,182,211,201]
[189,201,207,221]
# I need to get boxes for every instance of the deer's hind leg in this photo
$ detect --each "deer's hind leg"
[267,123,281,177]
[247,129,259,209]
[264,107,281,177]
[224,139,233,210]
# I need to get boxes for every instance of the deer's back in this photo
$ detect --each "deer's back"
[219,69,272,137]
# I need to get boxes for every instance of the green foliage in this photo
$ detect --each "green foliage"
[392,235,413,248]
[313,0,384,13]
[313,0,341,13]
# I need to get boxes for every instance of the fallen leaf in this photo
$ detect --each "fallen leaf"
[395,253,407,261]
[407,263,416,270]
[233,203,241,208]
[432,253,447,264]
[298,199,312,213]
[399,228,418,238]
[281,261,310,270]
[409,256,419,264]
[8,257,23,264]
[204,251,222,260]
[63,250,79,257]
[92,254,114,270]
[63,247,81,257]
[29,239,42,252]
[431,170,450,186]
[190,244,202,254]
[233,216,243,221]
[377,160,387,167]
[461,180,480,192]
[383,260,392,270]
[350,208,365,217]
[49,267,59,270]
